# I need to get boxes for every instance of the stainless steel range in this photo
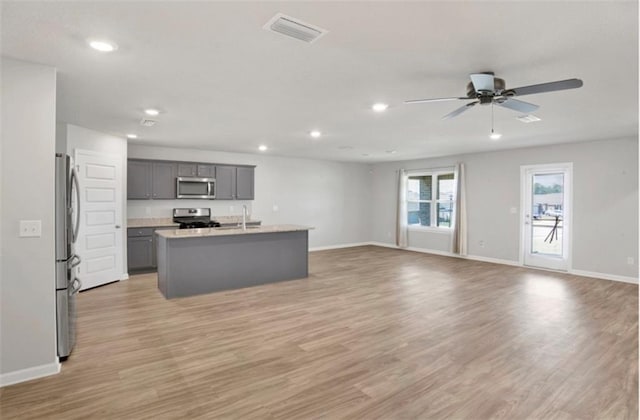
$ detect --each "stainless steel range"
[173,208,221,229]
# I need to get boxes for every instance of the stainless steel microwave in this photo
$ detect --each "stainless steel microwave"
[176,177,216,199]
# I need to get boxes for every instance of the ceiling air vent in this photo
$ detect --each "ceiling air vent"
[516,114,542,123]
[140,119,157,127]
[263,13,328,44]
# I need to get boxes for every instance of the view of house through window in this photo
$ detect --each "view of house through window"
[407,171,456,228]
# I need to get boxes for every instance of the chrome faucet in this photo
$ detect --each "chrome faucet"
[242,205,248,231]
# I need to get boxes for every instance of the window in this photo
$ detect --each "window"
[407,171,456,229]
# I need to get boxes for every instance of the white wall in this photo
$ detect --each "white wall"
[371,137,639,280]
[1,58,59,384]
[127,145,373,249]
[63,124,128,279]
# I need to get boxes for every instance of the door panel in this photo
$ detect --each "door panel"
[127,160,152,199]
[152,162,177,199]
[521,164,572,271]
[236,167,254,200]
[215,166,235,199]
[75,151,123,290]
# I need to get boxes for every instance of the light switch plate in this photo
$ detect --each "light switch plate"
[20,220,42,237]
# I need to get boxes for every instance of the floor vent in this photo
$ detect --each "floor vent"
[263,13,327,44]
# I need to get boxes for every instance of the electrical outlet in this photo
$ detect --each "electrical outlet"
[627,257,634,265]
[229,206,234,213]
[20,220,42,237]
[145,207,151,215]
[273,204,279,212]
[478,240,485,248]
[510,207,517,214]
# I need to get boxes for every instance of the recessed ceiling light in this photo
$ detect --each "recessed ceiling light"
[258,145,268,151]
[126,134,138,139]
[310,130,321,138]
[144,109,160,116]
[386,150,397,154]
[489,131,502,140]
[362,153,370,157]
[88,39,118,52]
[372,103,389,112]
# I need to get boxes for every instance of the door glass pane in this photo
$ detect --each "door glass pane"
[531,173,564,256]
[408,202,431,226]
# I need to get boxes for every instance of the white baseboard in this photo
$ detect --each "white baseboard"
[342,242,638,285]
[569,269,638,284]
[121,273,129,281]
[0,361,60,387]
[309,242,372,252]
[465,254,521,267]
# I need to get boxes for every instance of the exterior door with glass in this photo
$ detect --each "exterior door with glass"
[521,163,572,271]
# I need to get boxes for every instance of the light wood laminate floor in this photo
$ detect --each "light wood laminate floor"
[1,246,637,419]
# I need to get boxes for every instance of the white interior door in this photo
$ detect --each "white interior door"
[521,163,572,271]
[75,150,123,290]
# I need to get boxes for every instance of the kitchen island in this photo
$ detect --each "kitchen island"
[156,225,312,298]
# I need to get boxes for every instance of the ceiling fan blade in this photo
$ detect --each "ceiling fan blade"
[496,98,539,113]
[509,78,583,96]
[470,73,495,92]
[443,101,478,119]
[404,97,472,104]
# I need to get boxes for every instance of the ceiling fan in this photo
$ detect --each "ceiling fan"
[405,72,583,119]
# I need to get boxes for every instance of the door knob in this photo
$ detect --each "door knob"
[115,225,121,229]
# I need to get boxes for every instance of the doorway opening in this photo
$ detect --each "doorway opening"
[521,163,572,271]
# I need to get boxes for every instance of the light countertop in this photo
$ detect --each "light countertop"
[156,224,313,239]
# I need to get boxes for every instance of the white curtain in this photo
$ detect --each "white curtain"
[452,163,467,255]
[396,169,408,248]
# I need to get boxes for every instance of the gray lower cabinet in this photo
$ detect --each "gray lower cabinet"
[128,227,176,271]
[127,234,153,270]
[127,160,152,199]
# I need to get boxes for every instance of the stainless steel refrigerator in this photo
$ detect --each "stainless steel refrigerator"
[55,153,82,360]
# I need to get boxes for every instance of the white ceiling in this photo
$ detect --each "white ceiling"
[2,1,638,162]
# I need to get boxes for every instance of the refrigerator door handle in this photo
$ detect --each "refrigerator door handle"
[70,278,82,295]
[69,254,81,269]
[70,167,81,243]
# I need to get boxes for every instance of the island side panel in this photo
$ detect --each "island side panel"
[157,234,170,297]
[161,230,308,298]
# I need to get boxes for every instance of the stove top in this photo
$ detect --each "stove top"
[173,208,221,230]
[177,220,221,230]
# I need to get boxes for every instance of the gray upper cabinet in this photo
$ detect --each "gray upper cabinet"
[127,159,254,201]
[236,167,255,200]
[177,163,197,177]
[127,160,152,199]
[152,161,177,199]
[197,164,215,178]
[215,165,235,199]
